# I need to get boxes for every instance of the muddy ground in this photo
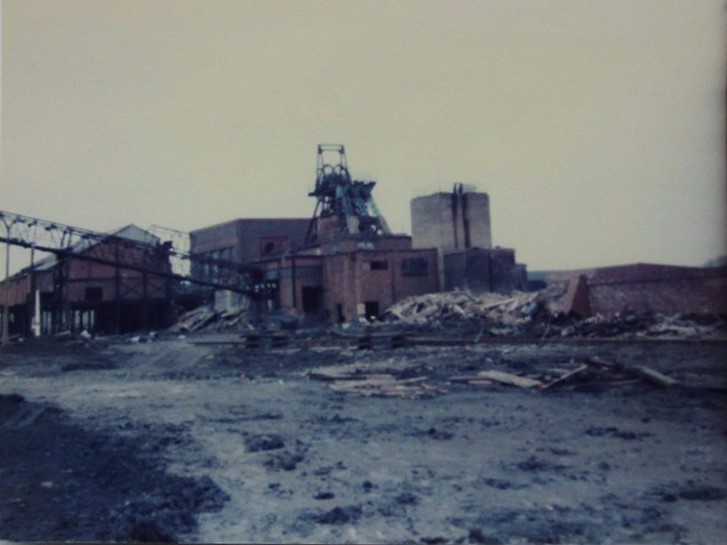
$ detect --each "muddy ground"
[1,335,726,544]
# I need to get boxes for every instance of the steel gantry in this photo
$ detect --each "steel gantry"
[0,210,273,337]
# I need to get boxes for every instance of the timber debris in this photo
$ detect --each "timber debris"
[306,356,681,399]
[307,366,445,399]
[385,290,543,328]
[167,286,726,341]
[446,357,678,392]
[383,289,727,340]
[169,306,252,334]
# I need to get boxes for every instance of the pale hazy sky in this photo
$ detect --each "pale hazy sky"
[1,0,726,272]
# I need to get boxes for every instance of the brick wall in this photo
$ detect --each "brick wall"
[236,219,310,261]
[270,255,324,318]
[443,248,525,293]
[547,264,727,316]
[190,218,310,262]
[323,249,438,322]
[320,235,414,254]
[0,242,170,307]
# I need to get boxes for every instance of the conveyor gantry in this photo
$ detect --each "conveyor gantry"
[0,210,271,297]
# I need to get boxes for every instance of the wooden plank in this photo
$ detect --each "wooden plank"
[587,357,678,387]
[476,370,543,388]
[634,366,679,387]
[448,375,485,383]
[391,376,428,385]
[327,381,431,398]
[479,297,518,311]
[308,369,361,381]
[466,380,494,387]
[540,364,589,391]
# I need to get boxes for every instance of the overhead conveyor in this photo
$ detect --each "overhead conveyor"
[0,209,272,297]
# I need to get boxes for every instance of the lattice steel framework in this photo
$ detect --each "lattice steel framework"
[305,144,391,242]
[0,210,269,296]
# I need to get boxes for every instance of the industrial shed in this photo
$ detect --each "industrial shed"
[0,225,173,336]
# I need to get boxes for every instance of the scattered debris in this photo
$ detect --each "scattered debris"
[2,329,725,544]
[446,357,680,392]
[633,366,679,388]
[168,306,218,333]
[128,332,159,344]
[307,366,444,399]
[476,370,543,389]
[385,290,543,329]
[383,289,727,340]
[449,371,542,389]
[168,306,253,334]
[540,364,589,391]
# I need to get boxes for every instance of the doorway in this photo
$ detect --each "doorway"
[364,301,380,321]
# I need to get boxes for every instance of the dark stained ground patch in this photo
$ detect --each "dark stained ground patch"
[0,393,228,542]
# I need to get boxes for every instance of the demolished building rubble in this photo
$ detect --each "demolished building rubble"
[381,287,726,340]
[165,282,727,343]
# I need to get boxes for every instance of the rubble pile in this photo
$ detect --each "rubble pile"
[384,289,726,340]
[557,312,727,340]
[168,289,726,340]
[385,290,548,327]
[168,306,251,334]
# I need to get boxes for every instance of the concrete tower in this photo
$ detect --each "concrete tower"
[410,183,527,294]
[410,183,493,252]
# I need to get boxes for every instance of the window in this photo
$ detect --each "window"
[370,260,388,271]
[211,247,233,261]
[259,237,288,257]
[84,287,103,301]
[402,258,429,277]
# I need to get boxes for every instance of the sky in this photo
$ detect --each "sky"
[1,0,726,273]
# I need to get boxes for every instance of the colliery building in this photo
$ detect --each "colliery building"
[0,145,527,334]
[189,145,524,324]
[190,218,310,267]
[4,145,724,335]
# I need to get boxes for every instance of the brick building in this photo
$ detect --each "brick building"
[258,236,438,323]
[190,218,310,266]
[548,263,727,317]
[0,225,172,336]
[189,146,441,324]
[190,221,438,324]
[188,148,523,325]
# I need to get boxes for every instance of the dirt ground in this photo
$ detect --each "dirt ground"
[1,334,726,544]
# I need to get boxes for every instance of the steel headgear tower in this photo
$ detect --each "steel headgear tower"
[305,145,391,243]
